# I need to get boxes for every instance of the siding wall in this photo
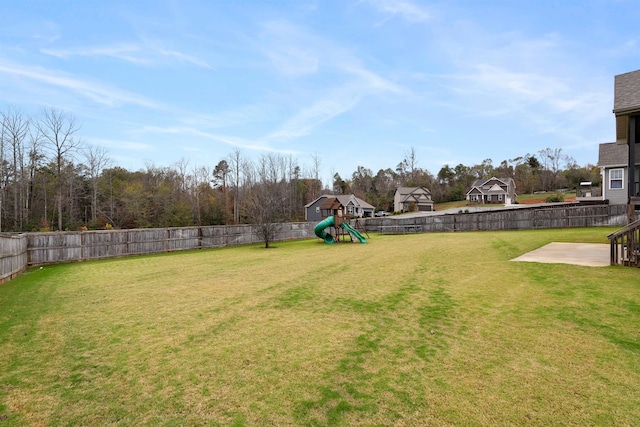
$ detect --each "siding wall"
[605,167,629,205]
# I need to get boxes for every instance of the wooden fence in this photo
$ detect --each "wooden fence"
[26,222,316,265]
[0,233,28,283]
[364,204,634,234]
[1,204,638,283]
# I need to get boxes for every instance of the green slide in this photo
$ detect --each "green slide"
[314,215,336,244]
[340,222,367,244]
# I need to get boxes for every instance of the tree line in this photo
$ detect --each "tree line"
[0,107,600,233]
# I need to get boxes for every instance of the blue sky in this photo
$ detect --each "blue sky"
[1,0,638,186]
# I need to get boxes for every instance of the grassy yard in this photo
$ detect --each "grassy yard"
[1,228,639,426]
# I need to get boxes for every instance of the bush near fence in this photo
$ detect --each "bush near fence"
[1,204,637,283]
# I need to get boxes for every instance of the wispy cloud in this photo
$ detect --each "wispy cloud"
[259,20,407,141]
[138,125,297,154]
[260,20,321,77]
[41,41,212,69]
[42,44,149,64]
[364,0,430,23]
[89,137,154,152]
[0,59,162,108]
[268,88,361,140]
[179,104,279,130]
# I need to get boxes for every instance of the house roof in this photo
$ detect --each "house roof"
[466,177,515,196]
[614,69,640,115]
[395,187,433,205]
[396,186,431,196]
[598,142,640,167]
[304,194,374,210]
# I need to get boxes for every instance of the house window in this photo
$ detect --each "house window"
[470,194,477,201]
[610,168,624,189]
[498,194,503,201]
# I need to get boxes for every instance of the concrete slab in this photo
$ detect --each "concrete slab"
[510,242,610,267]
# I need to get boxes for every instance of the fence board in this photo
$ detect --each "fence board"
[0,234,28,283]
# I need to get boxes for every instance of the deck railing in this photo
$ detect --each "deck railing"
[608,218,640,267]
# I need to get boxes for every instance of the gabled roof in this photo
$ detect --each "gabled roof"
[614,69,640,115]
[304,194,374,210]
[319,197,342,211]
[598,142,640,167]
[334,194,374,210]
[466,177,515,196]
[396,186,431,196]
[395,187,433,204]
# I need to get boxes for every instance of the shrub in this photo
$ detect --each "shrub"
[545,193,565,203]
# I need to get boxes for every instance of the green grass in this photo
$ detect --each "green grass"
[1,228,639,426]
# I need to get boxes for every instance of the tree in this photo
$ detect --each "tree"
[245,154,289,248]
[332,172,349,194]
[310,152,322,200]
[82,145,110,225]
[351,166,373,199]
[1,109,30,230]
[37,108,81,230]
[213,160,230,224]
[228,148,244,224]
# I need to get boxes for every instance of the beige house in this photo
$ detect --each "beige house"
[393,187,434,212]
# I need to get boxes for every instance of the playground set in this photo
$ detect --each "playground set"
[313,197,368,244]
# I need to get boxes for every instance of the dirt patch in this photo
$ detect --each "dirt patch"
[519,196,577,204]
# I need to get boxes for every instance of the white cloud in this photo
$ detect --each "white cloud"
[41,41,212,69]
[260,20,322,77]
[268,88,361,140]
[42,44,149,64]
[137,125,296,154]
[0,59,161,108]
[89,137,154,152]
[364,0,430,23]
[180,104,279,130]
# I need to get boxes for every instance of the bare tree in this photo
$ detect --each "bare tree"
[0,114,6,231]
[404,146,418,184]
[1,109,30,230]
[37,108,81,230]
[25,122,45,228]
[190,164,211,225]
[228,147,244,224]
[82,145,111,224]
[311,152,322,199]
[245,154,288,248]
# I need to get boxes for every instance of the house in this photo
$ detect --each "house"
[466,177,516,205]
[613,69,640,208]
[598,142,640,205]
[304,194,375,222]
[393,187,434,213]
